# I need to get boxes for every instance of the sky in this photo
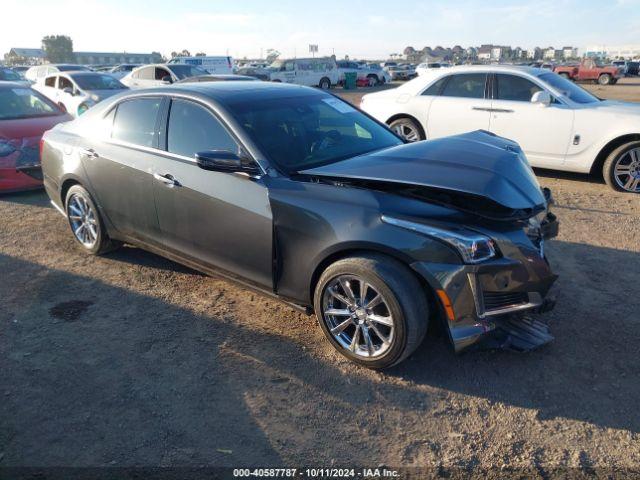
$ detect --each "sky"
[3,0,640,60]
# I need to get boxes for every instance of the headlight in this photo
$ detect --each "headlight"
[381,215,497,264]
[90,94,100,102]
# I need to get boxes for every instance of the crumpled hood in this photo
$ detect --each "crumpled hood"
[301,130,546,213]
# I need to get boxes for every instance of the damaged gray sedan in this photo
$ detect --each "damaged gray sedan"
[41,82,559,369]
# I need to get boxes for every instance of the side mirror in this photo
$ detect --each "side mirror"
[161,75,173,84]
[195,150,261,174]
[531,90,551,106]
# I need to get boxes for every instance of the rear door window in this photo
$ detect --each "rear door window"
[440,73,487,98]
[112,98,162,147]
[44,76,57,88]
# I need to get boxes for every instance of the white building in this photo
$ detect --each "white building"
[584,45,640,60]
[562,47,578,59]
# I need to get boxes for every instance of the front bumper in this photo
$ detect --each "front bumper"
[411,210,559,353]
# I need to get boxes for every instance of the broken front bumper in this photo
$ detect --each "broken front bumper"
[411,209,560,353]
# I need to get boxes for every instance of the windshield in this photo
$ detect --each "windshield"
[0,87,62,120]
[167,65,208,80]
[539,73,600,104]
[0,69,22,81]
[228,94,402,173]
[71,74,126,90]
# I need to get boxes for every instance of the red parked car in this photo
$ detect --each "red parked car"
[554,58,623,85]
[0,83,71,193]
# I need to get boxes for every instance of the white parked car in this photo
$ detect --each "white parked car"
[24,64,91,83]
[34,71,127,117]
[360,65,640,193]
[108,64,141,79]
[269,58,339,89]
[336,60,390,86]
[416,62,442,76]
[120,64,208,88]
[167,56,234,75]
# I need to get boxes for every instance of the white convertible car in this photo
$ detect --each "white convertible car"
[360,65,640,193]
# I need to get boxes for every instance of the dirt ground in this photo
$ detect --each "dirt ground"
[1,77,640,476]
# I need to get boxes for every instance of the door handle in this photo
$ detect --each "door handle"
[491,108,514,113]
[472,107,492,112]
[80,148,99,159]
[153,173,180,187]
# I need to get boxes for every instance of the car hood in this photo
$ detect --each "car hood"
[300,130,547,219]
[577,99,640,115]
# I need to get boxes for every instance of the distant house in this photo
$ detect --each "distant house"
[5,48,47,65]
[562,46,578,59]
[543,47,556,60]
[477,45,492,61]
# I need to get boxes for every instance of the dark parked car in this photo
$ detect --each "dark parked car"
[41,82,559,369]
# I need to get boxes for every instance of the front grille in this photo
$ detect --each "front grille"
[483,291,529,311]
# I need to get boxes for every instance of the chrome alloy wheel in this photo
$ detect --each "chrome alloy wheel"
[67,193,98,248]
[392,121,421,142]
[321,275,395,358]
[614,148,640,192]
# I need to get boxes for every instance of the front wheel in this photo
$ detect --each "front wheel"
[603,141,640,193]
[319,77,331,90]
[314,254,429,369]
[65,185,121,254]
[388,117,425,142]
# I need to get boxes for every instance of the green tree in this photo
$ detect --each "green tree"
[42,35,74,63]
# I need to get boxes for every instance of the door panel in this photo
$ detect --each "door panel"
[426,73,491,139]
[80,98,163,242]
[153,98,273,288]
[153,161,273,288]
[488,74,575,169]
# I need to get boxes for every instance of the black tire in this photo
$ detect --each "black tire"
[558,72,571,80]
[319,77,331,90]
[366,74,377,87]
[313,253,429,369]
[598,74,612,85]
[602,140,640,193]
[388,117,425,142]
[272,79,282,83]
[65,185,121,255]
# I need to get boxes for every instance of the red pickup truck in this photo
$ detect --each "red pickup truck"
[554,59,622,85]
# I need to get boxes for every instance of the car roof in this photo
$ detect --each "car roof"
[120,81,326,105]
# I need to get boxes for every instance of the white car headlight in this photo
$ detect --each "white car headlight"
[381,215,497,264]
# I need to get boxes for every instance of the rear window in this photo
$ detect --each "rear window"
[112,98,162,147]
[0,87,62,120]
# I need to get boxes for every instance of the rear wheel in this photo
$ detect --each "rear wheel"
[558,72,571,80]
[603,141,640,193]
[598,73,612,85]
[65,185,121,254]
[389,117,424,142]
[319,77,331,90]
[314,254,429,369]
